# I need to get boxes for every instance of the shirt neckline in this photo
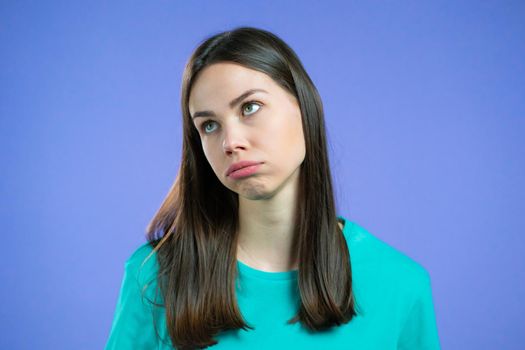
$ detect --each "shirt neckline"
[236,216,348,281]
[237,259,298,280]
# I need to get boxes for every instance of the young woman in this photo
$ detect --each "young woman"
[105,27,441,349]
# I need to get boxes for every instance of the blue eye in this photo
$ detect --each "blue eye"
[200,101,262,135]
[202,120,218,134]
[242,101,261,116]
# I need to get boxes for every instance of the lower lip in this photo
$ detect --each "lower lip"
[228,164,262,179]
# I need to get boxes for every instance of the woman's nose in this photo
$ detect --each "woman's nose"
[222,123,247,153]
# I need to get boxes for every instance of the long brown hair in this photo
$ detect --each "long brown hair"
[145,26,358,349]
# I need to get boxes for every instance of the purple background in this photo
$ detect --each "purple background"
[1,1,524,349]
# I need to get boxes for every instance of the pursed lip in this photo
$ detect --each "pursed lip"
[226,160,263,176]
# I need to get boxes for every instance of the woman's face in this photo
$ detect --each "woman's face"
[188,62,306,200]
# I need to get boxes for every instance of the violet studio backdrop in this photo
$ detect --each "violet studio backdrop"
[1,1,524,349]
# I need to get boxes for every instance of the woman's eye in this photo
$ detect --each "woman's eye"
[242,101,261,116]
[200,102,261,135]
[201,120,217,134]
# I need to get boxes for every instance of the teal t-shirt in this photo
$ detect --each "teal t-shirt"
[105,217,441,349]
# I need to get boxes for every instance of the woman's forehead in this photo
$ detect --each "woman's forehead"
[189,63,276,111]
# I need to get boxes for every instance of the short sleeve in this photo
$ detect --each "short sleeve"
[397,272,441,350]
[105,244,161,349]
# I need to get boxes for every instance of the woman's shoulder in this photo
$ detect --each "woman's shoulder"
[124,241,159,286]
[339,216,431,287]
[126,241,156,263]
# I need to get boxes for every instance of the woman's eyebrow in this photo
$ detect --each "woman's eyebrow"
[192,88,268,120]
